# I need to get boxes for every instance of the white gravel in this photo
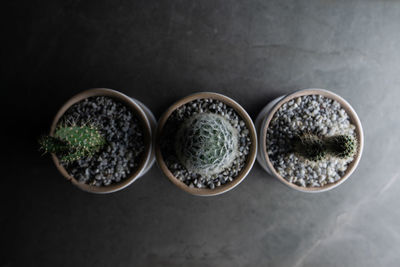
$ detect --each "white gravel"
[266,95,356,187]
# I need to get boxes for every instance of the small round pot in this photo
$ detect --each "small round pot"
[50,88,156,194]
[255,88,364,193]
[156,92,257,196]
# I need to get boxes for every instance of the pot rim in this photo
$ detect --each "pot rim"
[50,88,152,194]
[261,88,364,193]
[155,92,257,196]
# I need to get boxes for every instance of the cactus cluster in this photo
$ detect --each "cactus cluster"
[39,124,106,163]
[175,113,238,176]
[292,133,357,161]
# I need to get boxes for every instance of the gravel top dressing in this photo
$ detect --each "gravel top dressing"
[59,96,145,186]
[266,95,356,187]
[161,98,251,189]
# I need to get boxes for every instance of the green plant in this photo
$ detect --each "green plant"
[292,133,326,161]
[326,135,357,159]
[39,124,106,163]
[292,133,356,161]
[175,113,238,176]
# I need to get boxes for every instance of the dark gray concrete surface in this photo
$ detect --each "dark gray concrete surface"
[3,0,400,266]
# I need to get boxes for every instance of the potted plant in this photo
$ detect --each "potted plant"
[39,88,156,193]
[156,92,257,196]
[255,88,364,192]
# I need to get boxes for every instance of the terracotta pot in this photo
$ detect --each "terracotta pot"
[156,92,257,196]
[255,88,364,193]
[50,88,156,193]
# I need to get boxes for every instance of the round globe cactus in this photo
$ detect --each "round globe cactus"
[175,113,239,176]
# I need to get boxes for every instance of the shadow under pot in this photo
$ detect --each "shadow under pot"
[156,92,257,196]
[255,88,364,193]
[43,88,156,193]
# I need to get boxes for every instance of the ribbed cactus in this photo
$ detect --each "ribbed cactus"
[39,125,106,163]
[175,113,238,176]
[292,133,356,161]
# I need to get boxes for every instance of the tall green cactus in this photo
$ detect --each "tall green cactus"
[39,125,106,163]
[292,133,326,161]
[175,113,238,176]
[326,135,357,159]
[292,133,356,161]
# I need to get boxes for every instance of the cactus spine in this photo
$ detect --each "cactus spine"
[175,113,238,176]
[39,125,106,163]
[292,133,356,161]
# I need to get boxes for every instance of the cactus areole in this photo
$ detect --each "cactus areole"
[175,113,239,176]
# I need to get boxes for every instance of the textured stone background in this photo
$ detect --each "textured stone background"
[3,0,400,266]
